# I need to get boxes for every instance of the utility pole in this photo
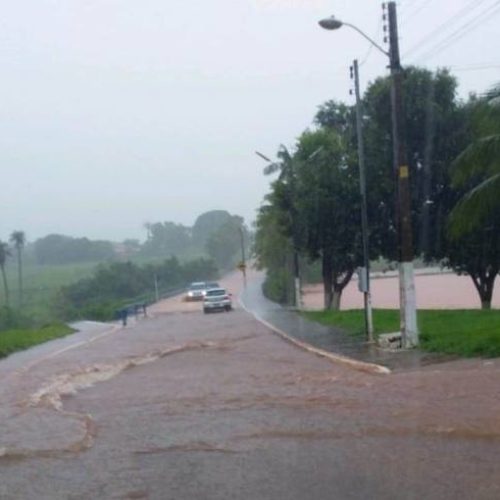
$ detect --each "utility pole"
[387,1,419,347]
[352,59,374,342]
[238,226,247,288]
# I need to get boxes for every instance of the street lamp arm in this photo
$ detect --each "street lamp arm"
[342,22,390,58]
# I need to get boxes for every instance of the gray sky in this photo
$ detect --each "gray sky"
[1,0,499,242]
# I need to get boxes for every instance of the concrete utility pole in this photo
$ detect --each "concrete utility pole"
[387,1,419,347]
[352,59,374,343]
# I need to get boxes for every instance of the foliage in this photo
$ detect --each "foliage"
[257,67,500,314]
[0,306,32,331]
[0,241,11,307]
[192,210,233,247]
[206,216,246,271]
[442,223,500,309]
[362,67,464,259]
[33,234,115,265]
[254,123,362,309]
[294,128,361,309]
[10,230,25,306]
[253,204,295,304]
[141,222,191,257]
[449,87,500,235]
[304,308,500,358]
[55,257,218,321]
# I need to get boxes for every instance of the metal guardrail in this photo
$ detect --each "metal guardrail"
[115,286,187,325]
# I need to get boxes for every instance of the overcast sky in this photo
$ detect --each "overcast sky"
[1,0,499,242]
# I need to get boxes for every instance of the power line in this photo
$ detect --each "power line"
[403,0,490,58]
[449,63,500,72]
[359,19,383,66]
[401,0,425,18]
[404,0,433,21]
[414,0,500,62]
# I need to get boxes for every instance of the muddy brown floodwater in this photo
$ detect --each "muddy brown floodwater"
[0,271,499,499]
[302,272,500,310]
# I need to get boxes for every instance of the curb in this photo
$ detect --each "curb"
[239,297,391,376]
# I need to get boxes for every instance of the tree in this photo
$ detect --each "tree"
[362,67,463,259]
[0,241,11,307]
[10,231,25,307]
[315,100,355,135]
[33,234,115,265]
[449,85,500,235]
[293,128,361,309]
[443,223,500,309]
[141,222,191,257]
[206,216,246,271]
[254,204,295,304]
[192,210,232,247]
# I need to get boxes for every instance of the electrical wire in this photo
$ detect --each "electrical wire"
[403,0,490,58]
[359,18,383,67]
[401,0,424,18]
[413,0,500,63]
[403,0,433,21]
[449,63,500,72]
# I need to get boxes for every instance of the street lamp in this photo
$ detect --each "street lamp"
[318,16,389,57]
[319,2,419,348]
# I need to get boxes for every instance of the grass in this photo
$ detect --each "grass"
[0,323,75,358]
[303,309,500,358]
[0,261,100,321]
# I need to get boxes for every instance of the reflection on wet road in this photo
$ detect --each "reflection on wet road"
[0,273,499,499]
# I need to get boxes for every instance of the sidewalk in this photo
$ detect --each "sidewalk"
[240,274,449,372]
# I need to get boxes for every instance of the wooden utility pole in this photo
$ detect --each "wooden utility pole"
[387,1,419,347]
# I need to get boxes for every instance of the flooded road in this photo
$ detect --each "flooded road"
[1,273,499,499]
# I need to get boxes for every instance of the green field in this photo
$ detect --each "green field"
[0,323,75,358]
[0,261,100,323]
[303,309,500,358]
[0,255,172,322]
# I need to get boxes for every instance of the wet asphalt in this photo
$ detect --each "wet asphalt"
[0,278,499,499]
[240,276,450,371]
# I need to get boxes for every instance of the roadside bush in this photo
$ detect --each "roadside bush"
[54,257,219,321]
[262,269,294,305]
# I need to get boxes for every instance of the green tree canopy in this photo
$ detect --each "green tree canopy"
[449,85,500,236]
[192,210,232,247]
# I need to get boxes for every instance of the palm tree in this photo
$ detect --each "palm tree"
[0,241,11,308]
[450,83,500,236]
[10,231,25,306]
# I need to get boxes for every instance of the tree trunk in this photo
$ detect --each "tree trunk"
[1,265,9,308]
[322,253,333,310]
[469,266,498,310]
[17,247,23,307]
[331,269,355,311]
[331,288,342,310]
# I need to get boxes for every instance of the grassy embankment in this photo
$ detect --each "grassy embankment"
[0,323,75,358]
[303,309,500,358]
